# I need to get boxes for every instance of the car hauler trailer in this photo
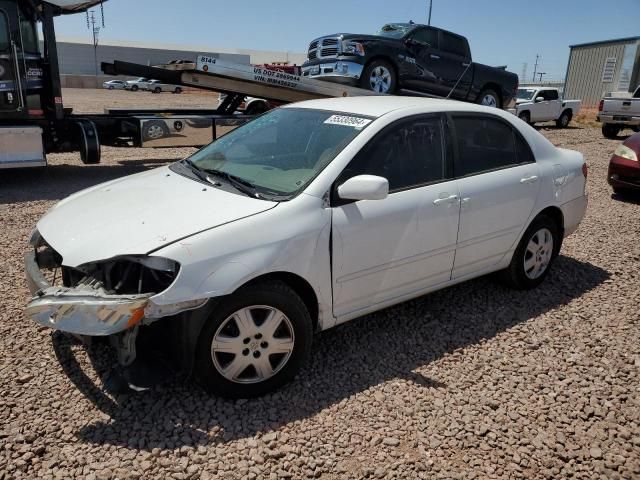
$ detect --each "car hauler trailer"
[0,0,376,169]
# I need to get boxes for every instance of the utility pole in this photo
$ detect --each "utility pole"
[86,6,105,88]
[537,72,546,83]
[532,54,540,83]
[427,0,433,25]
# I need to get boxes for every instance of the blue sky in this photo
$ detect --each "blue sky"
[55,0,639,81]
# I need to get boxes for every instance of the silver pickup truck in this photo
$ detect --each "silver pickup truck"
[598,86,640,138]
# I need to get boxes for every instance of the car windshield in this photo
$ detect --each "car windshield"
[377,23,414,38]
[185,108,373,199]
[517,88,537,100]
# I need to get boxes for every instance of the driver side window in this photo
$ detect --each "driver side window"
[409,28,438,49]
[338,115,446,193]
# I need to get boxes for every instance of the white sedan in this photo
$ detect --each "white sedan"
[24,97,588,397]
[102,80,126,90]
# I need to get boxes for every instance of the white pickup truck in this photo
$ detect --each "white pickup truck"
[598,86,640,138]
[510,87,581,128]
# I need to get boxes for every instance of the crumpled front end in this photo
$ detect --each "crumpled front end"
[24,231,180,337]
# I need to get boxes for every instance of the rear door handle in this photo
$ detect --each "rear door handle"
[520,175,539,184]
[430,54,440,60]
[433,194,459,205]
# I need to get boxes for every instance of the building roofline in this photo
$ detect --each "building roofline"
[570,36,640,49]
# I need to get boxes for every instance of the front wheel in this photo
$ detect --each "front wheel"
[518,111,531,124]
[194,281,313,398]
[174,87,183,94]
[500,215,560,290]
[477,88,501,108]
[360,60,397,94]
[131,85,139,92]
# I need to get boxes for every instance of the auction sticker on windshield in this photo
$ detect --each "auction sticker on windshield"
[324,115,372,129]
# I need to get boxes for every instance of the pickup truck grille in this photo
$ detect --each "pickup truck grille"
[307,36,341,61]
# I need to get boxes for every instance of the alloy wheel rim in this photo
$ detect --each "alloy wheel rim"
[147,125,164,139]
[481,94,497,107]
[211,305,295,384]
[523,227,554,279]
[369,66,392,93]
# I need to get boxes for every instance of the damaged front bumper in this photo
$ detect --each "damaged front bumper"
[24,251,152,336]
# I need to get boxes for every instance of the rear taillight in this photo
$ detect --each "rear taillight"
[598,99,604,112]
[582,163,588,178]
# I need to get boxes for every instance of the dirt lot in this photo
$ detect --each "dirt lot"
[1,89,639,480]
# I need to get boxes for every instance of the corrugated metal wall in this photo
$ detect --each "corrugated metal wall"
[564,40,639,107]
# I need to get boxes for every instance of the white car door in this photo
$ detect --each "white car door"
[450,114,540,279]
[331,115,460,319]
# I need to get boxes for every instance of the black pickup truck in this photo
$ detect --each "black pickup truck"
[301,23,518,109]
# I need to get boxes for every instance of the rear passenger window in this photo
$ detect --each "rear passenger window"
[410,28,438,48]
[440,32,468,57]
[453,116,533,176]
[543,90,559,101]
[340,115,446,192]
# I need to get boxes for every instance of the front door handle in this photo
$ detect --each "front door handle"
[520,175,539,184]
[430,54,441,60]
[433,194,459,205]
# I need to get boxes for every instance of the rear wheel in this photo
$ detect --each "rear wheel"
[360,60,397,94]
[477,88,501,108]
[602,124,620,139]
[131,85,139,92]
[174,87,183,94]
[501,215,560,290]
[153,87,162,94]
[556,110,572,128]
[194,281,313,398]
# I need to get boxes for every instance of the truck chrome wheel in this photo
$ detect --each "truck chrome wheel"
[211,305,295,384]
[481,94,498,107]
[523,227,554,279]
[369,66,392,93]
[146,125,165,139]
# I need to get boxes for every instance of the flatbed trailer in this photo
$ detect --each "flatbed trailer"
[0,0,376,169]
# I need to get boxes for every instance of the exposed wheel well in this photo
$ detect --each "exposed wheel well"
[561,108,573,118]
[534,206,564,255]
[243,272,319,331]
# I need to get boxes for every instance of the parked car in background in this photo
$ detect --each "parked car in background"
[301,22,519,108]
[102,79,126,90]
[598,86,640,138]
[509,87,581,128]
[125,77,151,91]
[608,131,640,194]
[24,97,587,398]
[146,79,183,94]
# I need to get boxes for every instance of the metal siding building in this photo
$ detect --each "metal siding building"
[564,36,640,107]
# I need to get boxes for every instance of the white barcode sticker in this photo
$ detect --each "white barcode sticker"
[324,115,372,129]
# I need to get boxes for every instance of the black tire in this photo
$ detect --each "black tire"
[632,126,639,133]
[518,111,531,124]
[153,87,162,94]
[360,59,397,94]
[131,85,139,92]
[245,101,269,115]
[500,215,561,290]
[194,281,313,398]
[602,124,620,139]
[108,86,114,90]
[477,88,501,108]
[174,87,183,94]
[556,110,572,128]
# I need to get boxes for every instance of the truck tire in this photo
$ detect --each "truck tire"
[131,85,139,92]
[602,124,620,139]
[360,60,397,94]
[174,87,183,94]
[477,88,501,108]
[193,280,313,398]
[76,120,101,164]
[142,120,170,141]
[153,87,162,94]
[518,111,531,125]
[245,101,269,115]
[556,110,572,128]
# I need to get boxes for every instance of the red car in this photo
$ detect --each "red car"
[609,131,640,194]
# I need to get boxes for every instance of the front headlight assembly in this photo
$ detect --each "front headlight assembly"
[342,41,365,56]
[614,144,638,161]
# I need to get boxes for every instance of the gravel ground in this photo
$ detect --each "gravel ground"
[1,91,639,479]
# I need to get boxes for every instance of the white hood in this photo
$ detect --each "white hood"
[37,166,277,267]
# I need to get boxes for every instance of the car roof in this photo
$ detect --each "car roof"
[284,96,506,118]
